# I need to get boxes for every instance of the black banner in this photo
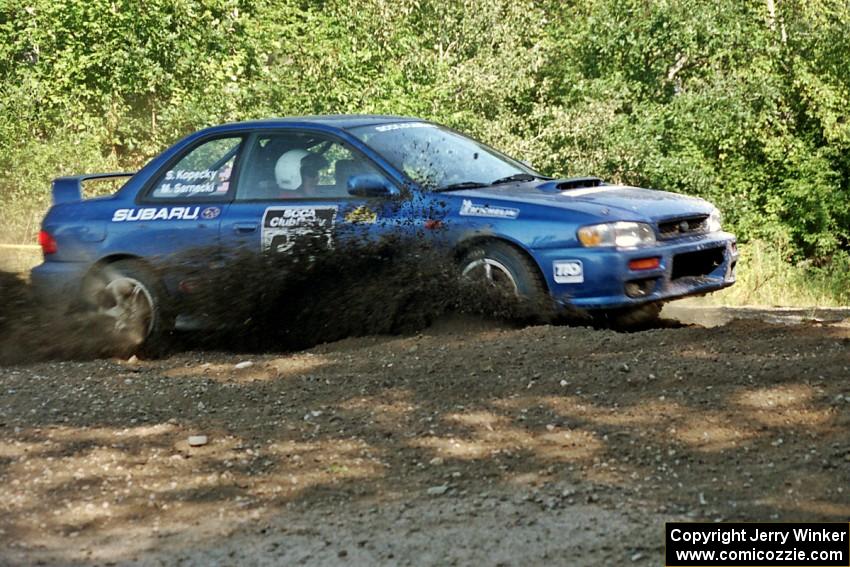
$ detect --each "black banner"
[666,523,849,566]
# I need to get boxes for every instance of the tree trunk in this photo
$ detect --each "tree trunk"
[766,0,788,43]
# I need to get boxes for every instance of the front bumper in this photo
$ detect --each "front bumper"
[533,231,738,310]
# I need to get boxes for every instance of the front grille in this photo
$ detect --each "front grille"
[671,247,725,279]
[657,215,709,239]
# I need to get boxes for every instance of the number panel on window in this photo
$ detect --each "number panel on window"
[149,137,242,200]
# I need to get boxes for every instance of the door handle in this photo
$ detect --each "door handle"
[232,222,258,234]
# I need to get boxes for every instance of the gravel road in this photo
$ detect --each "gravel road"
[1,310,849,566]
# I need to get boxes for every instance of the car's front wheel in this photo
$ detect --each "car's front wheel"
[83,260,168,356]
[459,240,551,318]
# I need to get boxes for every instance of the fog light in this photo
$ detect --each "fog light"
[628,257,661,271]
[624,278,656,298]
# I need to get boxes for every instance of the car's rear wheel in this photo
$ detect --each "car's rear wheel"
[84,260,168,356]
[460,240,551,317]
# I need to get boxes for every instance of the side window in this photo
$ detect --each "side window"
[235,132,387,201]
[149,137,242,200]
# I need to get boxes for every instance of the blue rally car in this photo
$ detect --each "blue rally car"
[32,115,737,346]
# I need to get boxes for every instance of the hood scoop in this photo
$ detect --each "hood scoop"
[537,177,605,193]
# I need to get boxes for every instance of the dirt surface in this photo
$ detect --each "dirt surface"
[1,309,849,566]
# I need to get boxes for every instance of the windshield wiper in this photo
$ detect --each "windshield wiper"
[490,173,548,185]
[434,173,550,192]
[432,181,489,192]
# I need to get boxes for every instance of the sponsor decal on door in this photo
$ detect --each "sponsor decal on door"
[261,206,338,253]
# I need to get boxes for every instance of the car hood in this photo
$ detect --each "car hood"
[446,180,714,221]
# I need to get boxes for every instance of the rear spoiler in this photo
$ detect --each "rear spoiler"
[52,172,136,205]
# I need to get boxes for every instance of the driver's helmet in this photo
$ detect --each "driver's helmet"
[275,149,309,190]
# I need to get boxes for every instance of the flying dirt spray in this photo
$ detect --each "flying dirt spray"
[0,234,554,364]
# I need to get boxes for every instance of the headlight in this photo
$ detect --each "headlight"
[577,222,656,248]
[707,208,722,232]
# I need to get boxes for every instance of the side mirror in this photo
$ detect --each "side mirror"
[347,174,398,197]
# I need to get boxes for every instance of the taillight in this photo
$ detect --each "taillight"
[38,230,58,255]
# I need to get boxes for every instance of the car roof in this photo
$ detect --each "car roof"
[218,114,423,131]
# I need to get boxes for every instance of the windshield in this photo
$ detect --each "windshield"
[349,122,538,190]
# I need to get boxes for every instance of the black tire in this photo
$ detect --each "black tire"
[459,240,551,319]
[83,260,170,357]
[597,301,662,329]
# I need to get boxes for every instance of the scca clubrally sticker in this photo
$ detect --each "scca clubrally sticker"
[261,206,338,253]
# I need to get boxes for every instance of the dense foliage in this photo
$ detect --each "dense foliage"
[1,0,849,262]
